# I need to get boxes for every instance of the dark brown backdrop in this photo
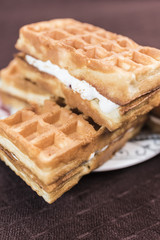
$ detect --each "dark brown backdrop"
[0,0,160,239]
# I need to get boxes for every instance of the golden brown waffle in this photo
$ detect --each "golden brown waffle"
[1,55,160,131]
[0,100,101,171]
[16,19,160,105]
[0,100,146,203]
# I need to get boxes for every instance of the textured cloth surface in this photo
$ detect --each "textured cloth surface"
[0,0,160,239]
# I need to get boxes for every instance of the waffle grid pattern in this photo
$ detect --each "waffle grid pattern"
[27,19,160,71]
[1,101,98,164]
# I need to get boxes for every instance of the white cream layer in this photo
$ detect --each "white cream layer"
[25,55,119,115]
[88,144,109,161]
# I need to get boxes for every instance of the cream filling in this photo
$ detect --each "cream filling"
[88,145,109,161]
[25,55,119,115]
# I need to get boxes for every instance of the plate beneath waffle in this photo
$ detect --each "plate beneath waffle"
[95,132,160,171]
[0,98,159,172]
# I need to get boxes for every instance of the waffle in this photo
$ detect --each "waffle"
[147,106,160,133]
[0,100,146,203]
[16,19,160,104]
[1,55,160,131]
[12,19,160,128]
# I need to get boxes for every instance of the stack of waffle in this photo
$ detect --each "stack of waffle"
[0,19,160,203]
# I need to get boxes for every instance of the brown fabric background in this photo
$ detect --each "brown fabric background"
[0,0,160,239]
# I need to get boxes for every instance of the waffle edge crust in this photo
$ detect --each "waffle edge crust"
[0,100,146,203]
